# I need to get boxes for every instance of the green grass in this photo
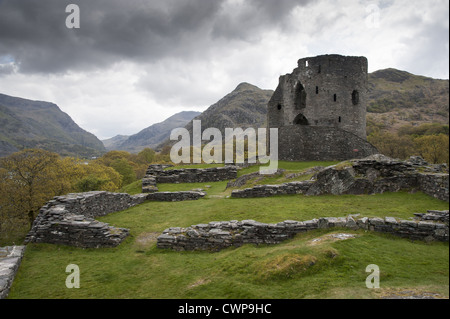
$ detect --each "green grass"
[119,179,143,195]
[7,161,449,299]
[236,161,338,177]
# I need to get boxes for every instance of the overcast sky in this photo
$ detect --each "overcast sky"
[0,0,448,140]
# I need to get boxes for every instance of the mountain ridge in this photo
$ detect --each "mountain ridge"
[103,111,201,153]
[0,93,106,158]
[156,82,274,150]
[1,68,447,157]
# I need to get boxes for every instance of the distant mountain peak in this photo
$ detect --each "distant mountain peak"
[370,68,416,83]
[156,82,275,150]
[103,110,201,153]
[234,82,261,91]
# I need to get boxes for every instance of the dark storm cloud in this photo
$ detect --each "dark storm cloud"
[0,0,310,75]
[0,0,225,74]
[211,0,313,40]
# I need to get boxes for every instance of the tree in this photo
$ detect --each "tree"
[71,160,122,192]
[0,149,60,228]
[414,134,449,164]
[110,158,136,187]
[368,131,414,160]
[138,148,156,163]
[0,149,124,244]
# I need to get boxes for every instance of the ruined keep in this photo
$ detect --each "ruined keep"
[268,54,378,161]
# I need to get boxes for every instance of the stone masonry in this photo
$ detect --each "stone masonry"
[267,54,379,161]
[24,191,140,248]
[142,164,238,193]
[231,181,314,198]
[25,190,205,248]
[157,211,449,252]
[232,155,449,202]
[0,246,26,299]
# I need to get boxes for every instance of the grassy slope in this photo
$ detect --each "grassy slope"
[9,162,449,299]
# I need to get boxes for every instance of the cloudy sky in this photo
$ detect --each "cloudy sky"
[0,0,448,140]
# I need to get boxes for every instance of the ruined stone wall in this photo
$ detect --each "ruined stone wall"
[142,165,238,193]
[231,155,449,202]
[231,181,313,198]
[418,173,449,202]
[25,191,205,248]
[146,191,205,202]
[25,190,206,248]
[25,191,144,248]
[0,246,25,299]
[157,212,449,251]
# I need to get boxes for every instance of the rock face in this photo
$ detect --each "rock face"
[267,54,379,161]
[232,155,449,202]
[0,246,26,299]
[157,212,449,251]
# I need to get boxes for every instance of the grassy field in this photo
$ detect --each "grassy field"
[8,162,450,299]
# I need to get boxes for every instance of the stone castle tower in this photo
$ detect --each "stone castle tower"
[267,54,378,161]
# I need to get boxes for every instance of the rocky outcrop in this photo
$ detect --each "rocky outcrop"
[157,212,449,252]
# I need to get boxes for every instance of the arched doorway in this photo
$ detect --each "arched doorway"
[293,113,309,125]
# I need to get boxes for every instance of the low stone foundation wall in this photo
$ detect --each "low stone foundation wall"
[25,190,206,248]
[146,191,206,202]
[231,181,314,198]
[156,166,238,183]
[0,246,26,299]
[25,191,142,248]
[142,165,238,193]
[419,173,449,202]
[157,211,449,251]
